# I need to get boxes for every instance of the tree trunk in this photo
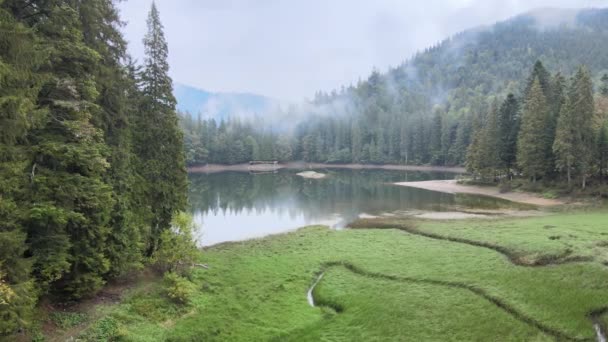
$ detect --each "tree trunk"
[582,175,586,190]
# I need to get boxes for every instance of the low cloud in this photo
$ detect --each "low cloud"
[119,0,608,101]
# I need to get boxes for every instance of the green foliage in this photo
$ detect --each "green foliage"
[136,2,188,255]
[151,212,198,274]
[517,77,552,182]
[497,94,520,175]
[50,311,87,329]
[601,73,608,96]
[163,272,196,305]
[79,213,608,341]
[553,80,578,184]
[0,0,187,334]
[77,316,123,341]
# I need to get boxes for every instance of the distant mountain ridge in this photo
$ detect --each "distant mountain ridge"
[174,83,278,120]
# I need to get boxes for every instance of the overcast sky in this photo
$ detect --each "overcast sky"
[118,0,608,100]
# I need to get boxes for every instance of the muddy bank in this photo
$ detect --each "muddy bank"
[188,162,465,174]
[395,179,563,207]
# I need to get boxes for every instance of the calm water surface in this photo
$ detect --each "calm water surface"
[189,169,518,246]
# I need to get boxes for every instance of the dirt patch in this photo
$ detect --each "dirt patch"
[413,212,489,219]
[40,269,160,342]
[395,180,563,207]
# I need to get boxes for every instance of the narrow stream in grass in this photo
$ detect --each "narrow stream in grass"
[595,323,607,342]
[307,272,325,307]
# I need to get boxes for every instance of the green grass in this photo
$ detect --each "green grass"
[69,212,608,341]
[50,312,87,329]
[415,212,608,264]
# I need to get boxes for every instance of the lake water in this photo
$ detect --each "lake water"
[189,169,520,246]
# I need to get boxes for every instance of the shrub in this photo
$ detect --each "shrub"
[50,311,87,329]
[163,272,196,305]
[78,317,123,341]
[0,267,36,335]
[151,212,199,274]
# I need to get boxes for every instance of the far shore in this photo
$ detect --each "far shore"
[187,162,466,174]
[395,179,564,207]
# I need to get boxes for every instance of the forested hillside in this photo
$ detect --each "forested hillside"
[181,8,608,169]
[0,0,188,334]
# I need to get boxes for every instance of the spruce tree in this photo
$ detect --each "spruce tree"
[26,4,114,298]
[137,2,188,255]
[0,5,41,332]
[553,79,577,185]
[483,100,501,179]
[429,109,443,165]
[572,66,596,189]
[601,73,608,97]
[497,94,519,177]
[524,61,551,99]
[78,0,147,277]
[517,77,551,182]
[598,124,608,181]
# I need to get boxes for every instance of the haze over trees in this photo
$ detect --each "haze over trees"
[180,9,608,190]
[3,1,608,338]
[0,0,187,334]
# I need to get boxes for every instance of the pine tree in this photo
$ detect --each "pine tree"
[429,109,443,165]
[601,73,608,97]
[465,112,484,178]
[137,2,188,255]
[478,100,500,180]
[497,94,519,177]
[78,0,147,278]
[517,77,551,182]
[598,124,608,181]
[351,121,362,163]
[25,4,115,298]
[553,79,577,185]
[572,66,596,189]
[0,5,41,332]
[524,61,551,99]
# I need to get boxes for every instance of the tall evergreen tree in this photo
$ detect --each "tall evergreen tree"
[601,73,608,97]
[572,66,596,189]
[524,60,551,99]
[598,124,608,181]
[517,77,551,182]
[78,0,147,277]
[496,94,519,177]
[0,5,41,332]
[553,79,577,185]
[478,100,500,180]
[429,109,443,165]
[136,2,187,255]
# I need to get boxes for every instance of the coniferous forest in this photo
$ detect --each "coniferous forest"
[0,0,188,334]
[181,9,608,191]
[4,2,608,340]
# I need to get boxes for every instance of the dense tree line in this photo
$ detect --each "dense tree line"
[467,62,608,188]
[0,0,186,334]
[181,9,608,168]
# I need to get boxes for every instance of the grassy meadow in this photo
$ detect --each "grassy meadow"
[40,212,608,341]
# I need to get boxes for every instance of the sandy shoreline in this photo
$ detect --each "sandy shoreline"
[188,162,466,174]
[395,179,563,206]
